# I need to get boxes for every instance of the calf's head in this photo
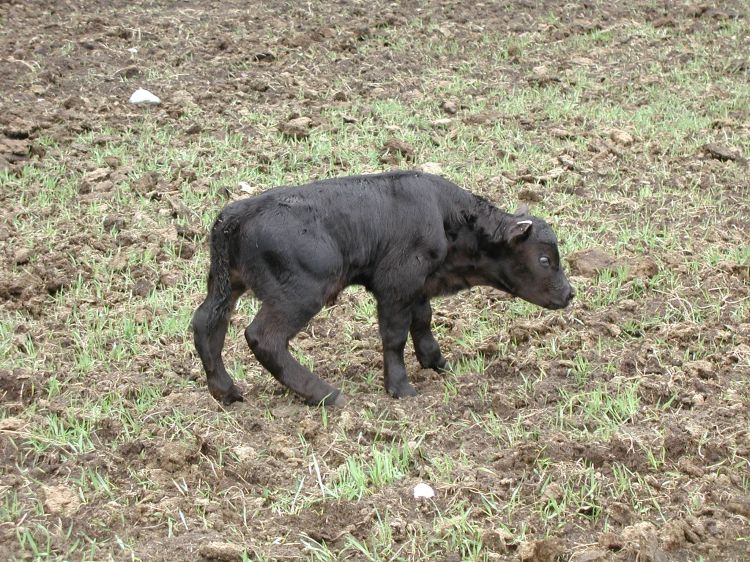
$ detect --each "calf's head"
[481,207,575,310]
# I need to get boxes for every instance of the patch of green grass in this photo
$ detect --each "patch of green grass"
[472,411,539,448]
[609,462,659,516]
[343,509,405,561]
[0,489,23,523]
[448,354,486,378]
[558,381,640,438]
[570,354,594,386]
[24,412,96,456]
[538,465,603,526]
[328,442,413,501]
[431,501,485,560]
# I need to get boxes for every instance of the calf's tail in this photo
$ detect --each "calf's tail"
[206,216,236,324]
[192,214,238,381]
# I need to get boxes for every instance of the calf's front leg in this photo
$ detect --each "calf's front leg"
[377,300,417,398]
[410,296,447,372]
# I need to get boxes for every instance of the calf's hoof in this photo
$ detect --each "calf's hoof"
[215,384,244,406]
[432,356,448,373]
[387,380,417,399]
[419,353,447,373]
[221,385,245,406]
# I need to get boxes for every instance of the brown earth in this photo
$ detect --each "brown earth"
[1,0,749,561]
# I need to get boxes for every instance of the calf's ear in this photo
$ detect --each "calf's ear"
[515,204,530,216]
[507,220,532,244]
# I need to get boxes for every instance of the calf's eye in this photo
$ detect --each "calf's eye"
[539,256,550,267]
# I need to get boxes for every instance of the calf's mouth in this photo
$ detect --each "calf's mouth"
[545,285,576,310]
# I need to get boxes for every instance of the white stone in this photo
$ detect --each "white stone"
[413,482,435,499]
[129,88,161,105]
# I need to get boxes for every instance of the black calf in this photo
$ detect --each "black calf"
[192,171,574,406]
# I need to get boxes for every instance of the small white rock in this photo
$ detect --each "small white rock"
[413,482,435,499]
[127,47,138,54]
[129,88,161,105]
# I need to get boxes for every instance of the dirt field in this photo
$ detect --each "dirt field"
[1,1,749,560]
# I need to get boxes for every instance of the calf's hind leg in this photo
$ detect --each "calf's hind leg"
[193,287,245,405]
[245,302,344,406]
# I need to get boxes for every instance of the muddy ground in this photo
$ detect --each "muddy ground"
[1,1,749,561]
